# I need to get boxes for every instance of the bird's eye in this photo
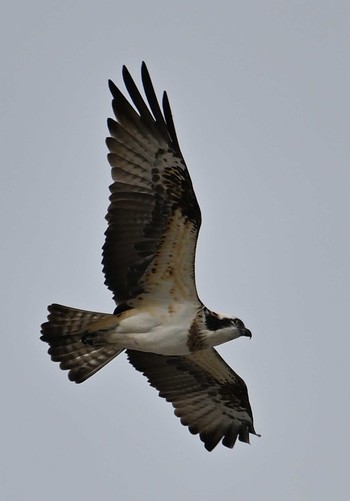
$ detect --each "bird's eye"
[233,318,244,329]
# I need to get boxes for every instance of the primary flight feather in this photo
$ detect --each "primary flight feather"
[41,63,259,451]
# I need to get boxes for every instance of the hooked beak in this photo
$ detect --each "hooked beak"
[240,328,252,339]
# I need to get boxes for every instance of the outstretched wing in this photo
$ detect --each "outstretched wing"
[103,63,201,307]
[127,347,258,451]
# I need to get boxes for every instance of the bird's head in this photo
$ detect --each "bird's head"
[204,309,252,343]
[229,317,252,339]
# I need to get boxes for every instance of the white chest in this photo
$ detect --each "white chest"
[106,302,199,355]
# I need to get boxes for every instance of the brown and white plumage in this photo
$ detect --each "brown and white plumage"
[103,64,201,306]
[127,348,255,451]
[41,63,259,451]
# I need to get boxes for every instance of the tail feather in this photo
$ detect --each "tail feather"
[41,304,124,383]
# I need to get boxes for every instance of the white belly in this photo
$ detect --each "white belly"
[105,303,199,356]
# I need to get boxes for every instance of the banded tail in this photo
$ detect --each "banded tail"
[41,304,124,383]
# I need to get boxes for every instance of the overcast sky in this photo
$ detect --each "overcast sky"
[1,1,350,500]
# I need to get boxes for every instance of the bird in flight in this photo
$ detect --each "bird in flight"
[41,63,259,451]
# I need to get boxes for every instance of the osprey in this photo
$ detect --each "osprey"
[41,63,259,451]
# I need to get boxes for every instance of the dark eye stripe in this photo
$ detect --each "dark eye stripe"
[204,310,232,331]
[233,318,244,329]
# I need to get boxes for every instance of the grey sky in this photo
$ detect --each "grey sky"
[1,1,349,500]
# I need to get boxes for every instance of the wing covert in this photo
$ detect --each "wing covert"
[103,63,201,307]
[127,348,258,451]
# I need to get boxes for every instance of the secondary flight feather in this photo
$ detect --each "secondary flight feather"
[41,63,259,451]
